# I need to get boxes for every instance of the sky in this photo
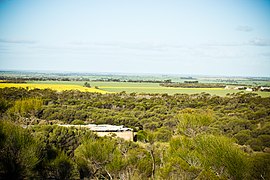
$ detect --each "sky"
[0,0,270,77]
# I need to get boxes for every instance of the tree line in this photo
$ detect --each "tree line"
[160,82,226,88]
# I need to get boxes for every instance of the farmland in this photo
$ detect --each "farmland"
[1,81,270,97]
[1,71,270,97]
[0,83,107,94]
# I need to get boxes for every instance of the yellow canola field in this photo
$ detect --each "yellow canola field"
[0,83,107,94]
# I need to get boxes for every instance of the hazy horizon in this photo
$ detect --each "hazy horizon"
[1,0,270,77]
[2,69,270,79]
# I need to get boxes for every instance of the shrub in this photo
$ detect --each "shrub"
[0,120,40,179]
[196,135,248,179]
[155,127,173,142]
[234,130,251,145]
[257,134,270,148]
[246,138,263,151]
[248,153,270,180]
[71,119,85,125]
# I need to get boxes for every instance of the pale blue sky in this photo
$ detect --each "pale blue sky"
[0,0,270,76]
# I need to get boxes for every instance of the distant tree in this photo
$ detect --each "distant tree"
[164,79,172,83]
[84,82,91,88]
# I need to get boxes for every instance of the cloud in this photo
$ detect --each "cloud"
[71,41,162,51]
[260,52,270,57]
[70,41,186,52]
[249,38,270,46]
[203,38,270,47]
[203,42,243,47]
[0,38,37,44]
[236,25,253,32]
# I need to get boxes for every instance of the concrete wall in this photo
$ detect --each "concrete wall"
[95,131,134,141]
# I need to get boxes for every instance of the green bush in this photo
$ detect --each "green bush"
[8,98,43,118]
[177,109,214,137]
[75,137,124,179]
[248,153,270,180]
[0,120,40,179]
[155,127,173,142]
[71,119,85,125]
[234,130,252,145]
[246,138,263,151]
[257,134,270,148]
[196,135,248,179]
[136,130,148,142]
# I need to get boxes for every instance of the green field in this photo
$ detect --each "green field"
[1,81,269,97]
[21,81,270,97]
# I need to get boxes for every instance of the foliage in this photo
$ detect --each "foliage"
[161,135,249,179]
[177,109,215,137]
[0,87,270,179]
[31,125,96,156]
[83,82,91,88]
[71,119,85,125]
[248,153,270,180]
[155,127,173,142]
[41,150,79,180]
[8,98,43,117]
[0,120,40,179]
[234,130,252,145]
[1,88,269,152]
[195,135,248,179]
[0,98,10,114]
[160,136,202,179]
[75,137,125,179]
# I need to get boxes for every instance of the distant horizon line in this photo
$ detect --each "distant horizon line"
[0,69,269,79]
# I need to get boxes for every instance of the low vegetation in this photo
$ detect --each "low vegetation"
[0,87,270,179]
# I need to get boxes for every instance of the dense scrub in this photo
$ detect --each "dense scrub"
[1,88,269,151]
[0,87,270,179]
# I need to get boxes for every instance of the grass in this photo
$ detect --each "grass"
[1,81,269,97]
[88,82,270,97]
[99,87,270,97]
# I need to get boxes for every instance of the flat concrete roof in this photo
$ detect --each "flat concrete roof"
[58,124,133,132]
